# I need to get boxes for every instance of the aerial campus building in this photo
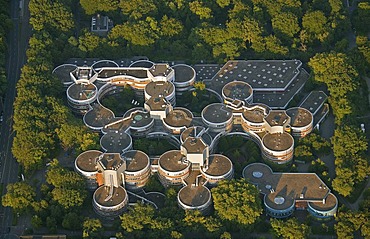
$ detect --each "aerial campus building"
[53,58,332,218]
[243,163,337,219]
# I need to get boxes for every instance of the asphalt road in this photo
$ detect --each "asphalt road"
[0,0,31,237]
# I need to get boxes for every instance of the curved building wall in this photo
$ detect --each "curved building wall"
[261,133,294,163]
[158,150,191,186]
[93,185,129,217]
[201,103,233,133]
[264,196,295,218]
[172,64,196,91]
[123,150,151,190]
[307,193,338,218]
[177,185,212,214]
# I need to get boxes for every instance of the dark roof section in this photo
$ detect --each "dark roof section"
[286,107,313,127]
[202,103,233,124]
[299,91,328,115]
[84,103,115,129]
[67,83,97,101]
[100,131,132,153]
[222,81,253,101]
[192,64,222,81]
[145,81,175,98]
[173,64,195,83]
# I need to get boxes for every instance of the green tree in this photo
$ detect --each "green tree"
[78,31,101,52]
[302,11,330,43]
[271,218,310,239]
[29,0,74,32]
[80,0,119,15]
[56,117,99,152]
[119,0,157,20]
[211,179,262,225]
[189,1,213,19]
[83,218,103,239]
[62,212,82,230]
[309,52,359,124]
[272,12,300,38]
[2,182,36,212]
[46,160,87,208]
[120,203,156,232]
[160,16,184,37]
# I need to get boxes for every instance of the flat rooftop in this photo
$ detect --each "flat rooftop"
[178,185,211,208]
[149,63,172,77]
[52,64,76,84]
[262,132,293,151]
[222,81,252,101]
[98,153,124,171]
[182,137,208,154]
[130,111,153,128]
[253,68,309,109]
[205,60,301,95]
[130,60,154,68]
[286,107,313,127]
[242,106,267,123]
[202,154,232,177]
[145,81,175,98]
[164,108,193,128]
[264,110,290,127]
[202,103,233,124]
[100,131,132,153]
[243,163,332,210]
[102,117,130,133]
[159,150,189,172]
[309,193,337,211]
[122,150,150,172]
[299,91,328,115]
[94,185,127,207]
[98,68,148,79]
[92,60,118,71]
[76,150,102,172]
[84,103,115,129]
[67,83,97,101]
[145,96,168,111]
[180,126,212,146]
[173,64,195,83]
[193,64,221,81]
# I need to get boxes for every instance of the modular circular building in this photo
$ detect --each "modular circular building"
[286,107,313,137]
[243,163,338,219]
[201,154,233,185]
[222,81,253,104]
[201,103,233,133]
[93,185,129,217]
[172,64,196,93]
[122,150,151,190]
[158,150,191,186]
[66,83,98,114]
[75,150,102,190]
[261,133,294,163]
[177,185,212,213]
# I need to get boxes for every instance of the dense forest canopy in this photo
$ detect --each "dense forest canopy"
[75,0,350,62]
